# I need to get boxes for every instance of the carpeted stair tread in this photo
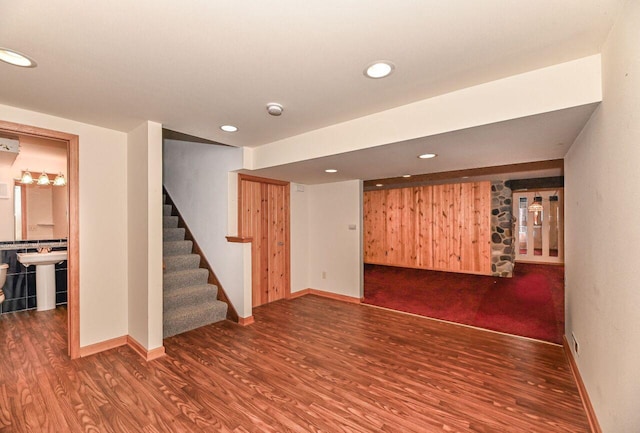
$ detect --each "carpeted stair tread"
[163,240,193,256]
[163,268,209,291]
[164,284,219,311]
[163,204,173,216]
[163,216,179,228]
[163,300,228,338]
[163,227,186,242]
[163,254,201,272]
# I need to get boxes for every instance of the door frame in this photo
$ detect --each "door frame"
[237,174,291,306]
[0,120,80,359]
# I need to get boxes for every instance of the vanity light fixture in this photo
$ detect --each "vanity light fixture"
[20,170,34,184]
[0,48,37,68]
[364,61,395,79]
[37,172,51,186]
[53,172,66,186]
[220,125,238,132]
[325,169,338,173]
[418,153,437,159]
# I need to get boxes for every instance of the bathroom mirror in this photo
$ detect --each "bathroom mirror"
[13,174,68,241]
[0,134,68,242]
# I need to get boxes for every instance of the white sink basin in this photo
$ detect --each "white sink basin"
[17,250,68,266]
[17,250,67,311]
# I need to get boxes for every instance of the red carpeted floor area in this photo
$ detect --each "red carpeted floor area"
[363,263,565,344]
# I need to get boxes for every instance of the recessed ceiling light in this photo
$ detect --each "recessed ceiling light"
[220,125,238,132]
[0,48,37,67]
[364,61,395,79]
[325,169,337,173]
[418,153,437,159]
[375,183,383,187]
[402,174,411,178]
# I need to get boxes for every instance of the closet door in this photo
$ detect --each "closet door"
[239,175,290,307]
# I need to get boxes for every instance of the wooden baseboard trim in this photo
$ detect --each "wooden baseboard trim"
[238,316,255,326]
[79,335,128,358]
[127,336,166,361]
[288,289,311,299]
[289,288,361,304]
[563,336,602,433]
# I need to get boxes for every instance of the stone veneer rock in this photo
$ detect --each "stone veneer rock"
[491,181,514,277]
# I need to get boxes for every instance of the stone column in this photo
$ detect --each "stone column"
[491,181,514,277]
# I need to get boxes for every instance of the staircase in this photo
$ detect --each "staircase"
[163,194,228,338]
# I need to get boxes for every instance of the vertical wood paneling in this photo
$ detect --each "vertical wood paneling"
[267,183,287,303]
[363,189,386,263]
[239,175,290,308]
[363,181,491,275]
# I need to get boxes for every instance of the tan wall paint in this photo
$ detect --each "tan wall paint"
[564,2,640,432]
[306,180,362,298]
[0,103,129,347]
[127,121,163,351]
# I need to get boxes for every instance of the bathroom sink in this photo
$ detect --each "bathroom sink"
[17,250,67,311]
[17,250,68,266]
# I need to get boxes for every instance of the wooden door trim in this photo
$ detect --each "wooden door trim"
[0,120,80,359]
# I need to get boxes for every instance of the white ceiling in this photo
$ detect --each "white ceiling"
[0,1,624,183]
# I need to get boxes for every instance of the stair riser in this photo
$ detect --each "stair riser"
[163,216,179,228]
[164,286,219,312]
[163,269,210,291]
[163,228,186,242]
[163,241,193,256]
[163,205,173,216]
[163,301,228,338]
[163,255,201,272]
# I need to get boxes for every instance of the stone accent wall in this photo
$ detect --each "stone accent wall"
[491,181,514,277]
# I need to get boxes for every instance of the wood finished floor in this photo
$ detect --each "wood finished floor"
[0,296,590,432]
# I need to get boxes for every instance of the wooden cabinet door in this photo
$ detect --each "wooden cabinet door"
[239,175,290,308]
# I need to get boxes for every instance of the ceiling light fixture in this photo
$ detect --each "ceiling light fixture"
[418,153,437,159]
[364,61,395,79]
[220,125,238,132]
[266,103,284,116]
[528,195,544,213]
[375,183,383,187]
[0,48,37,67]
[325,169,337,173]
[402,174,411,178]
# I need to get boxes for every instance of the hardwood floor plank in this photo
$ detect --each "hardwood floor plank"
[0,298,590,432]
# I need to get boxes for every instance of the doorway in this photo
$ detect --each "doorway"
[238,174,290,307]
[513,190,564,264]
[0,120,79,358]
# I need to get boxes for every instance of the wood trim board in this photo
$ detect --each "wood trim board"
[563,336,602,433]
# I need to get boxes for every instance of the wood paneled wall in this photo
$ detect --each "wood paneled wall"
[364,181,492,275]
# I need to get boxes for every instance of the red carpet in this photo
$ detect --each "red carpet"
[363,263,564,344]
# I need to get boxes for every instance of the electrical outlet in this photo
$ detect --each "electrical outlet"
[322,271,327,279]
[571,332,580,356]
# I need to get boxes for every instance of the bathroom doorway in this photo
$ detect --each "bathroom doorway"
[0,120,79,359]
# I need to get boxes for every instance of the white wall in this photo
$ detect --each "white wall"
[306,180,362,298]
[564,2,640,432]
[127,121,163,350]
[0,103,129,347]
[290,183,309,294]
[162,140,248,316]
